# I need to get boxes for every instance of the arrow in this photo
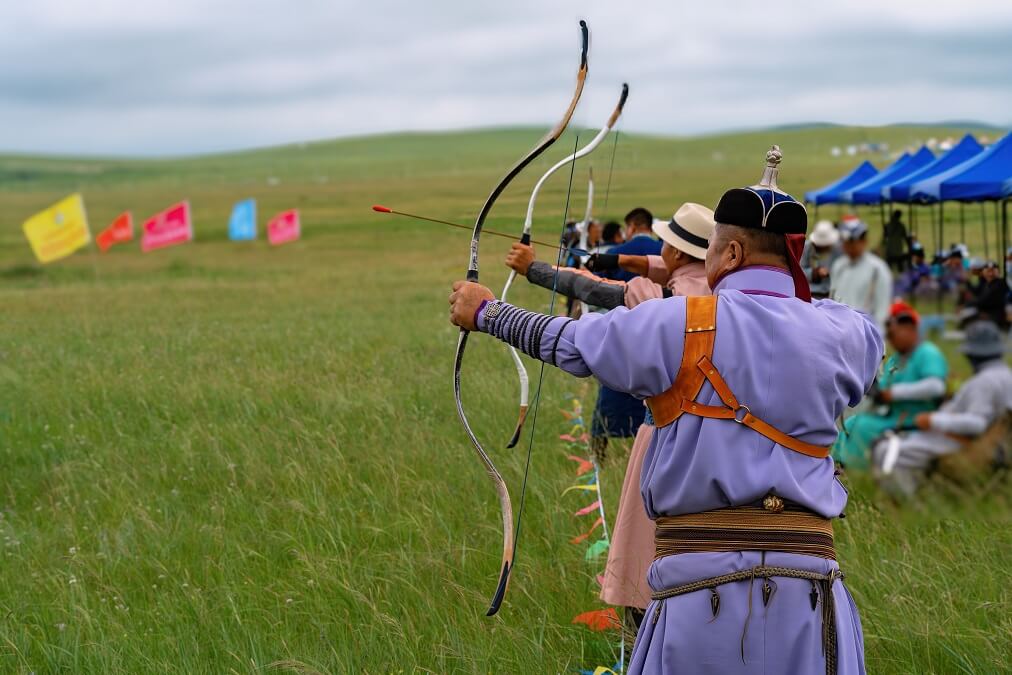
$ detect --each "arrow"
[371,205,587,256]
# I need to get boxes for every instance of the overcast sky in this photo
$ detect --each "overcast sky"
[2,1,1011,156]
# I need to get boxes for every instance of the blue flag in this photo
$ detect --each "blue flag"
[228,199,257,241]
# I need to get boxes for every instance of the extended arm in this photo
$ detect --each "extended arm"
[449,280,686,397]
[929,411,991,437]
[525,261,626,309]
[585,253,653,278]
[478,297,685,396]
[890,377,946,401]
[618,254,651,277]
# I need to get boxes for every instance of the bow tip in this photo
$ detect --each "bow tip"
[486,561,512,616]
[371,205,391,213]
[578,21,589,67]
[505,405,530,448]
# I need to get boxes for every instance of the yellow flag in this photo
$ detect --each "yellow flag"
[22,193,91,263]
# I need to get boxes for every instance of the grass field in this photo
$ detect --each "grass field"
[0,123,1009,673]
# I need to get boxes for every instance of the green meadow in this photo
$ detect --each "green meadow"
[0,124,1009,673]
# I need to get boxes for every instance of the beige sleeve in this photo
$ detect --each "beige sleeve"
[646,255,668,284]
[623,276,664,308]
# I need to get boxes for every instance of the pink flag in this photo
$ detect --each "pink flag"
[142,201,192,252]
[267,209,300,246]
[573,500,601,517]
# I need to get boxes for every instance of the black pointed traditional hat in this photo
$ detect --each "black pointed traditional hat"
[714,146,807,234]
[714,146,813,300]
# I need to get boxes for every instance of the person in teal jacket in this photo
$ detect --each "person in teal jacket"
[833,301,949,469]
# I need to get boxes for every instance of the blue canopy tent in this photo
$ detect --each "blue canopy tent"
[909,132,1012,202]
[935,131,1012,201]
[847,146,935,205]
[908,132,1012,273]
[838,152,909,205]
[886,135,984,251]
[887,135,983,202]
[804,160,878,209]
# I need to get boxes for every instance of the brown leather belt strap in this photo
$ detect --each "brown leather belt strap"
[680,355,831,459]
[646,295,717,427]
[654,505,836,560]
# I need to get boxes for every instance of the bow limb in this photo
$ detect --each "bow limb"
[454,20,589,617]
[501,82,629,449]
[578,167,595,253]
[577,169,596,316]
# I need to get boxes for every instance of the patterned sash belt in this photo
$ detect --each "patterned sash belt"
[654,503,835,561]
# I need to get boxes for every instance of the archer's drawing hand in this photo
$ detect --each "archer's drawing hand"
[505,243,536,275]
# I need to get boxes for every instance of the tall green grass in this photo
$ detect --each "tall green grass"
[0,125,1008,673]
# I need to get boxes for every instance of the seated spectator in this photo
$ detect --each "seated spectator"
[800,219,841,299]
[965,261,1009,329]
[958,258,985,307]
[896,243,933,298]
[940,245,968,295]
[872,320,1012,496]
[832,302,948,469]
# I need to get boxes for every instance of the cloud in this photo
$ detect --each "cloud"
[0,0,1009,155]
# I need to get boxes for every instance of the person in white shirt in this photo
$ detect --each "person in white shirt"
[830,218,893,332]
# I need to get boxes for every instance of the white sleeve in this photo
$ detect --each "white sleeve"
[930,411,990,437]
[873,261,893,326]
[890,377,946,401]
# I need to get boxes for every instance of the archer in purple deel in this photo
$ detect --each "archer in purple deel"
[449,147,883,674]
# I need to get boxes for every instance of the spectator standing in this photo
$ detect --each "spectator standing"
[801,220,841,299]
[881,209,909,271]
[600,208,662,281]
[830,218,893,333]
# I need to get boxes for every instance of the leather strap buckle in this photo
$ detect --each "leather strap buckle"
[733,404,751,424]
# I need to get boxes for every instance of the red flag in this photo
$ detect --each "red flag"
[142,201,192,252]
[96,212,133,252]
[572,608,620,632]
[569,517,603,544]
[566,454,594,476]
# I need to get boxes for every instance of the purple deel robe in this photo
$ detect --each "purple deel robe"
[477,266,883,674]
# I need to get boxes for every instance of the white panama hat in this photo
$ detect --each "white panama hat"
[810,220,840,247]
[651,202,715,260]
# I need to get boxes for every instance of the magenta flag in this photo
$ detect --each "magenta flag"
[267,209,300,246]
[142,201,193,252]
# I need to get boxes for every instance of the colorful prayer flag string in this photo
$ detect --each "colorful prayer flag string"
[560,392,625,673]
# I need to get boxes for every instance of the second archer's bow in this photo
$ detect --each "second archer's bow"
[576,167,596,317]
[499,82,629,449]
[454,20,589,617]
